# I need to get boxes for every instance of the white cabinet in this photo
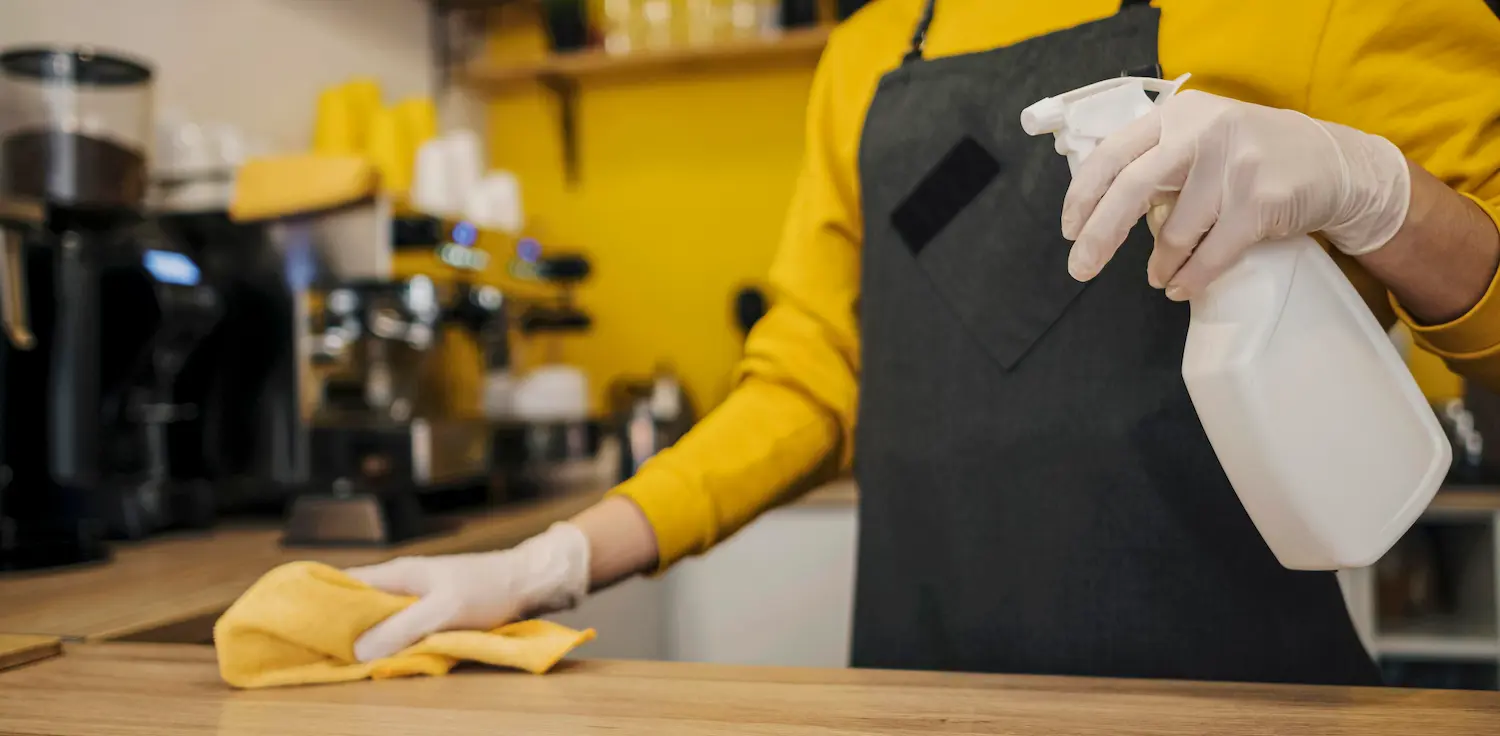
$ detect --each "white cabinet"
[550,483,859,666]
[662,490,859,667]
[548,575,669,661]
[1339,493,1500,689]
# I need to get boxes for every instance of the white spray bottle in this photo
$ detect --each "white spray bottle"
[1021,76,1451,570]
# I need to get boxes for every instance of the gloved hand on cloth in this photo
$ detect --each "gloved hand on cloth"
[346,521,592,662]
[1060,89,1412,300]
[213,521,596,689]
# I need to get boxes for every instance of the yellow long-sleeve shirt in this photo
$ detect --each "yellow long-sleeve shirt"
[616,0,1500,568]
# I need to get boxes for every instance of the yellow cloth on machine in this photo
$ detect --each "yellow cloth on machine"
[214,561,594,689]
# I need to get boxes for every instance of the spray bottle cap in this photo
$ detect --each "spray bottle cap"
[1020,74,1191,174]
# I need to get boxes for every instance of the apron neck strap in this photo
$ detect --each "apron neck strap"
[902,0,1155,65]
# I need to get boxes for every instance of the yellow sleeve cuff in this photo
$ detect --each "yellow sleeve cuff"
[1390,192,1500,357]
[607,378,844,573]
[609,465,716,575]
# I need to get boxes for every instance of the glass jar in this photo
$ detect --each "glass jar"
[0,46,155,210]
[728,0,765,40]
[599,0,636,54]
[683,0,734,46]
[640,0,675,50]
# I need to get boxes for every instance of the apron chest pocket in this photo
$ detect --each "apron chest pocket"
[891,134,1088,371]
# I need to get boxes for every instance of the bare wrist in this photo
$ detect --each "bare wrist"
[1357,160,1500,325]
[570,495,660,590]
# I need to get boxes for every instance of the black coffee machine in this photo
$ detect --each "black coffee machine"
[90,218,225,539]
[0,47,226,565]
[153,212,305,518]
[0,46,160,568]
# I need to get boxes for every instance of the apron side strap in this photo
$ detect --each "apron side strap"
[903,0,939,65]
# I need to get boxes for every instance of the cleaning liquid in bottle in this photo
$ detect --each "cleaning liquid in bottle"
[1021,75,1451,570]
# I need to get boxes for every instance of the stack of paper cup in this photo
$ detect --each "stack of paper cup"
[446,130,485,209]
[466,171,524,234]
[408,127,527,232]
[411,131,486,213]
[514,365,590,421]
[412,137,458,216]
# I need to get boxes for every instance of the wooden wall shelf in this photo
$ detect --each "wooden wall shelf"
[459,26,832,184]
[462,26,833,92]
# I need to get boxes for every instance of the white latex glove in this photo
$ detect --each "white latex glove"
[346,522,590,662]
[1061,90,1411,300]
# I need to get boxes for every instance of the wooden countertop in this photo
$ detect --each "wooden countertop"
[1427,488,1500,515]
[1,643,1497,735]
[0,490,603,642]
[1,478,1490,644]
[0,635,59,672]
[789,483,1500,514]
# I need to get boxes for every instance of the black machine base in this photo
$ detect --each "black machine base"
[97,480,217,540]
[0,516,111,574]
[281,489,457,547]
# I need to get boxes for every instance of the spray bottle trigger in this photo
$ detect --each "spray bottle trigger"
[1144,73,1193,104]
[1146,199,1175,238]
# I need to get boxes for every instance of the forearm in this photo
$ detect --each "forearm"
[566,375,846,590]
[1356,160,1500,324]
[570,495,659,590]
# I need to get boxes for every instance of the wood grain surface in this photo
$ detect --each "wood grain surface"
[463,26,831,90]
[788,484,1498,513]
[0,490,603,641]
[1427,489,1500,514]
[0,635,60,672]
[1,643,1497,735]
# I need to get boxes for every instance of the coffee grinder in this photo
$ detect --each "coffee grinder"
[0,46,161,569]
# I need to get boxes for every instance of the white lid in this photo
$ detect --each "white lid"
[464,170,525,234]
[514,365,590,421]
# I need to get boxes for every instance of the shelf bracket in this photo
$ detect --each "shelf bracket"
[428,0,498,96]
[540,74,581,186]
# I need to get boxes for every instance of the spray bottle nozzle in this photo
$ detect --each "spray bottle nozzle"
[1020,74,1191,174]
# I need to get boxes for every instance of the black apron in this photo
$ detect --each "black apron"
[850,0,1381,685]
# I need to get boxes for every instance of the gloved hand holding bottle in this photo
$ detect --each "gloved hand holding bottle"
[1061,90,1412,301]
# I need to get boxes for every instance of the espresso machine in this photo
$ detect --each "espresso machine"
[284,274,498,544]
[0,46,166,568]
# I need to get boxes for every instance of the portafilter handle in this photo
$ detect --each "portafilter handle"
[0,200,43,351]
[0,227,35,351]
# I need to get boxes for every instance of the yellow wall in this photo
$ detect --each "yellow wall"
[478,14,818,412]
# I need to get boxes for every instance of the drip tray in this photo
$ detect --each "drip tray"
[281,490,457,547]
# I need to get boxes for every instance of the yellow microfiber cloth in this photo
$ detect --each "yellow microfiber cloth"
[214,561,595,689]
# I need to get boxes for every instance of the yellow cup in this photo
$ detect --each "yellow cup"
[344,77,383,152]
[366,106,413,196]
[395,97,439,149]
[312,86,358,155]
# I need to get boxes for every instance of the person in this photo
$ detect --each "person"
[345,0,1500,685]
